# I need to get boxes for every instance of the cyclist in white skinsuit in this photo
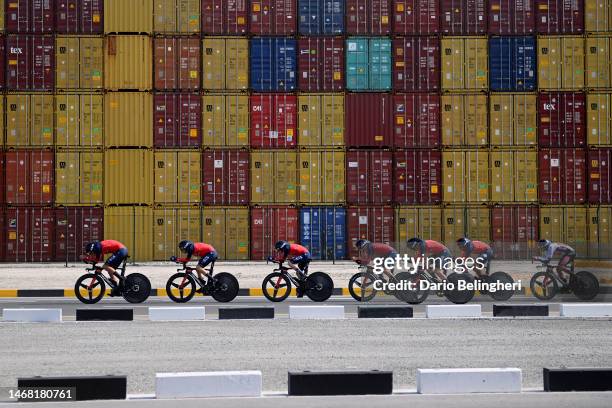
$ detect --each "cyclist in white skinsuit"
[533,239,576,284]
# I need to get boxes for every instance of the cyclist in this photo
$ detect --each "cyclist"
[270,240,311,281]
[456,237,493,277]
[352,239,398,280]
[174,240,218,286]
[533,239,576,284]
[83,240,128,296]
[407,238,451,282]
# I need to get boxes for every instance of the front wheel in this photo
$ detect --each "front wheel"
[166,273,197,303]
[394,272,428,304]
[530,271,558,300]
[348,271,378,302]
[444,273,475,304]
[305,272,334,302]
[262,272,292,302]
[123,273,151,304]
[570,271,599,301]
[75,274,106,304]
[211,272,240,303]
[488,271,515,301]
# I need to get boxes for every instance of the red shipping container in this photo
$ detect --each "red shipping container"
[56,0,103,33]
[393,93,440,148]
[488,0,535,34]
[392,0,439,34]
[202,150,249,205]
[0,153,5,204]
[440,0,487,34]
[6,0,55,33]
[491,205,539,259]
[588,148,612,204]
[4,207,54,262]
[346,0,391,34]
[154,37,200,90]
[154,93,201,148]
[538,92,585,148]
[535,0,584,34]
[0,209,4,261]
[6,35,54,90]
[54,207,104,261]
[5,150,54,205]
[201,0,248,34]
[539,148,586,204]
[298,37,344,91]
[347,206,395,256]
[393,150,441,204]
[0,36,5,89]
[345,93,393,148]
[393,36,440,91]
[250,94,297,148]
[250,0,296,35]
[346,150,393,204]
[250,206,299,259]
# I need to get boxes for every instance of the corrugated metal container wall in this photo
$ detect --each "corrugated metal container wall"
[539,148,587,203]
[539,205,588,255]
[298,150,345,204]
[5,150,54,205]
[55,93,104,148]
[535,0,584,33]
[5,0,54,33]
[538,92,586,147]
[440,0,487,34]
[54,207,104,261]
[153,150,201,204]
[489,93,537,146]
[202,93,249,147]
[442,206,490,249]
[154,37,200,90]
[5,93,54,147]
[585,0,612,32]
[441,93,488,146]
[104,149,154,205]
[202,207,250,259]
[202,150,249,205]
[105,35,152,90]
[346,150,393,204]
[298,93,344,147]
[489,37,537,92]
[297,37,344,91]
[201,0,248,34]
[392,0,440,34]
[56,0,104,34]
[442,150,489,202]
[154,0,200,33]
[346,0,391,35]
[537,36,585,90]
[250,151,298,203]
[588,148,612,203]
[6,35,55,90]
[4,208,54,262]
[589,205,612,257]
[393,93,440,148]
[441,37,488,91]
[55,36,104,89]
[393,150,441,204]
[104,206,153,261]
[104,0,153,33]
[587,93,611,146]
[392,36,440,92]
[250,94,297,148]
[298,0,345,34]
[347,206,395,256]
[346,37,392,90]
[153,206,200,260]
[488,0,535,34]
[490,150,538,203]
[250,206,299,259]
[250,0,297,34]
[154,93,201,148]
[395,206,443,253]
[202,37,249,90]
[0,35,5,89]
[250,37,297,92]
[586,36,611,89]
[491,205,539,258]
[105,92,153,147]
[55,151,103,204]
[300,207,346,259]
[345,93,392,147]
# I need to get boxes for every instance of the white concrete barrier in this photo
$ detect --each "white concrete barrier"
[417,368,522,394]
[2,308,62,322]
[289,306,345,319]
[149,307,206,321]
[560,303,612,317]
[426,305,482,318]
[155,371,262,399]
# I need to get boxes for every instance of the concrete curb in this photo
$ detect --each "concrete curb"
[289,305,345,319]
[288,371,393,396]
[76,309,134,321]
[18,376,127,401]
[149,307,206,321]
[492,304,549,317]
[417,368,522,394]
[543,368,612,392]
[218,307,275,319]
[155,371,262,399]
[3,308,62,322]
[426,304,482,318]
[559,303,612,317]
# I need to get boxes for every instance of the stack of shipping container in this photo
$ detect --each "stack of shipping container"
[0,1,610,262]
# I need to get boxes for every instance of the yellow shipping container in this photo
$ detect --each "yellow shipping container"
[250,151,298,204]
[202,38,249,90]
[589,206,612,257]
[55,94,104,148]
[105,92,152,147]
[56,36,103,89]
[442,206,490,251]
[298,94,344,147]
[540,206,589,255]
[538,36,585,90]
[514,151,538,202]
[104,0,153,33]
[154,0,200,33]
[441,94,488,146]
[153,206,201,260]
[490,151,538,203]
[202,94,249,147]
[489,93,537,146]
[586,36,611,89]
[55,151,103,204]
[441,37,488,90]
[104,149,154,205]
[585,0,612,32]
[0,97,4,147]
[442,151,465,202]
[395,206,443,253]
[104,206,153,261]
[0,0,4,31]
[6,94,53,147]
[153,151,201,204]
[298,150,345,203]
[587,93,611,146]
[202,207,250,260]
[105,35,153,90]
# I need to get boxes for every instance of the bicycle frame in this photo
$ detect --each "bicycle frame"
[273,265,304,289]
[536,262,574,288]
[175,264,214,289]
[84,258,129,290]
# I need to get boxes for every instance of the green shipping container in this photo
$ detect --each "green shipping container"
[346,38,391,91]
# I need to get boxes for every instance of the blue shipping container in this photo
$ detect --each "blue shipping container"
[250,38,297,92]
[298,0,345,35]
[489,37,537,91]
[346,37,392,91]
[300,207,346,260]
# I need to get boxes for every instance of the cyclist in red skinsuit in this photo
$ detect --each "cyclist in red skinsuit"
[456,237,493,276]
[83,240,128,296]
[271,240,311,279]
[407,238,451,281]
[175,240,218,282]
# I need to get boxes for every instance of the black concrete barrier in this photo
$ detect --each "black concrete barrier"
[288,371,393,396]
[493,304,549,317]
[544,368,612,392]
[18,376,127,401]
[76,309,133,321]
[358,306,413,318]
[218,307,274,320]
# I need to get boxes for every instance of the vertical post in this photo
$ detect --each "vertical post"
[132,207,136,265]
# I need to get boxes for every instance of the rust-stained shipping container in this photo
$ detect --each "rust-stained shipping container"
[347,206,394,256]
[392,0,439,34]
[153,206,200,260]
[490,150,538,203]
[535,0,584,34]
[6,35,54,90]
[345,93,392,148]
[154,93,201,148]
[202,207,250,260]
[441,93,488,146]
[56,0,104,33]
[55,93,104,148]
[250,206,299,259]
[6,0,54,33]
[537,36,585,90]
[538,92,586,147]
[298,150,345,204]
[491,205,539,258]
[346,0,391,35]
[55,151,103,204]
[393,93,440,148]
[55,36,103,89]
[4,207,54,262]
[0,36,5,89]
[202,37,248,90]
[440,0,486,34]
[104,149,154,205]
[539,148,587,204]
[346,150,393,204]
[393,36,440,92]
[395,206,443,253]
[250,0,296,34]
[154,0,200,33]
[201,0,248,34]
[54,207,104,261]
[104,0,153,33]
[154,150,201,204]
[587,93,611,146]
[105,92,153,147]
[105,35,152,90]
[394,150,441,204]
[202,93,249,147]
[442,206,491,249]
[442,150,489,203]
[6,93,54,147]
[539,205,588,255]
[488,0,535,34]
[250,94,297,148]
[588,148,612,203]
[298,37,344,92]
[298,93,344,148]
[202,150,249,205]
[104,206,153,261]
[586,36,611,89]
[586,0,612,32]
[5,150,54,205]
[489,93,537,146]
[250,150,297,203]
[589,205,612,257]
[441,37,488,91]
[154,37,200,90]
